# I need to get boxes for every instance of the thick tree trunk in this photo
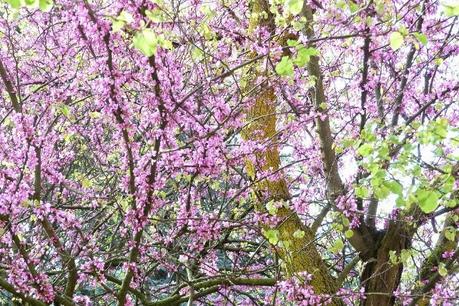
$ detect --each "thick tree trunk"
[360,223,410,306]
[244,2,341,300]
[242,87,339,298]
[361,260,402,306]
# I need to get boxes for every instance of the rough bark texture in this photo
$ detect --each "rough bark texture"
[242,0,341,301]
[242,88,338,296]
[359,223,410,306]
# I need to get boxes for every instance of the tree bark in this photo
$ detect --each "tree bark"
[242,87,339,297]
[242,1,341,301]
[359,223,410,306]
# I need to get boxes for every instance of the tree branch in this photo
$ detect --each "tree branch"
[0,59,21,112]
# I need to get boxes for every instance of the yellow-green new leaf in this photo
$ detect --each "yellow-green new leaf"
[413,32,428,46]
[389,32,404,50]
[438,263,448,277]
[39,0,53,11]
[275,56,294,76]
[133,29,158,57]
[285,0,303,15]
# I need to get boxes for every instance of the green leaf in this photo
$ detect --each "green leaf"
[39,0,53,11]
[191,47,204,60]
[396,196,406,207]
[133,29,158,57]
[348,1,359,13]
[389,32,404,50]
[342,138,355,148]
[378,143,390,159]
[357,143,373,157]
[293,229,305,239]
[60,105,71,118]
[292,20,305,31]
[334,223,344,231]
[263,229,279,245]
[398,25,409,36]
[445,226,456,241]
[157,190,167,199]
[199,23,214,40]
[413,32,428,46]
[400,249,411,263]
[275,56,294,76]
[294,47,319,67]
[7,0,21,8]
[438,263,447,277]
[112,20,124,32]
[160,37,173,50]
[266,200,278,215]
[285,0,303,15]
[384,180,403,196]
[146,9,166,23]
[432,118,449,139]
[287,39,299,47]
[112,10,134,32]
[355,185,369,198]
[442,1,459,16]
[330,239,344,254]
[344,229,354,238]
[415,189,440,213]
[374,185,390,200]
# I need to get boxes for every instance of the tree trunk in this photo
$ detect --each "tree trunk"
[242,87,339,297]
[243,2,341,300]
[360,223,410,306]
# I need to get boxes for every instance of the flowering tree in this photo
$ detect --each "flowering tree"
[0,0,458,305]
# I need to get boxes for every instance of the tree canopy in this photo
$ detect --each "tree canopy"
[0,0,458,305]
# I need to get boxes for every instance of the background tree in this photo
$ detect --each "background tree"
[0,0,458,305]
